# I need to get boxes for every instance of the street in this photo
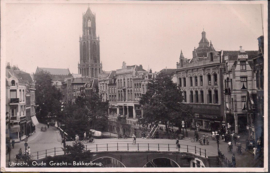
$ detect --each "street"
[6,123,62,164]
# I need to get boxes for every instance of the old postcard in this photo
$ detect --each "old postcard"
[1,0,268,172]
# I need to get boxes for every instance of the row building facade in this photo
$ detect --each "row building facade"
[175,31,224,131]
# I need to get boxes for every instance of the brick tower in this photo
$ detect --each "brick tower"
[78,7,102,78]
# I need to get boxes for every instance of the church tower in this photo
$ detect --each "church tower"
[78,7,101,78]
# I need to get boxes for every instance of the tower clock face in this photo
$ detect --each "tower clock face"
[88,19,91,27]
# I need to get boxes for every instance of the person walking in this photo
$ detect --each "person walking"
[233,134,237,145]
[132,134,136,144]
[12,139,15,149]
[84,132,87,140]
[232,153,236,167]
[47,122,50,128]
[203,134,206,145]
[176,138,179,149]
[75,134,79,142]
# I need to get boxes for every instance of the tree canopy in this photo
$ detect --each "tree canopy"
[62,91,109,139]
[34,71,63,122]
[139,72,193,132]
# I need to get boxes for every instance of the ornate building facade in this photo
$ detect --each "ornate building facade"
[222,47,258,134]
[176,31,224,131]
[78,8,102,78]
[99,62,156,137]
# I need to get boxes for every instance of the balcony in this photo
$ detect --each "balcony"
[10,98,19,105]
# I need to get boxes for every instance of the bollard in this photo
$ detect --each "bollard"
[187,145,189,152]
[158,144,160,151]
[168,144,170,151]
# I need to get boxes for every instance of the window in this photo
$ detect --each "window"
[179,78,182,87]
[200,90,204,103]
[10,90,17,98]
[241,96,247,110]
[208,90,212,103]
[240,61,246,70]
[210,52,214,62]
[190,77,193,86]
[183,78,186,87]
[240,77,247,89]
[214,90,218,104]
[200,76,203,86]
[11,80,15,86]
[190,91,193,103]
[195,91,199,103]
[183,91,186,102]
[213,73,218,85]
[195,76,198,86]
[208,74,211,85]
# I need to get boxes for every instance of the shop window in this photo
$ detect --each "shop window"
[240,77,247,89]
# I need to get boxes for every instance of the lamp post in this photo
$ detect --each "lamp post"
[216,132,220,154]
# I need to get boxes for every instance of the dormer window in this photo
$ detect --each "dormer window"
[11,80,15,86]
[210,52,214,61]
[240,61,246,71]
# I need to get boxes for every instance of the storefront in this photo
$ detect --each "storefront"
[193,114,223,132]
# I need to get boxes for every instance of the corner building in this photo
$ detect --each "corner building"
[176,31,224,131]
[78,8,101,78]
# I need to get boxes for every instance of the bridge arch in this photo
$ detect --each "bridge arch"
[143,157,180,167]
[92,156,126,167]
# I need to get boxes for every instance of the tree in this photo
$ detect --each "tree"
[139,72,193,136]
[62,91,109,139]
[34,71,63,123]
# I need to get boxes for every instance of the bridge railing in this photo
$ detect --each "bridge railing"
[30,143,207,160]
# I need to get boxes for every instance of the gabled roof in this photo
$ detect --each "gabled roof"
[8,69,33,84]
[36,67,70,76]
[223,50,258,61]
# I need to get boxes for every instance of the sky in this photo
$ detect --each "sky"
[4,2,265,74]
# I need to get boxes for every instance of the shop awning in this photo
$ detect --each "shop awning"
[31,116,39,126]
